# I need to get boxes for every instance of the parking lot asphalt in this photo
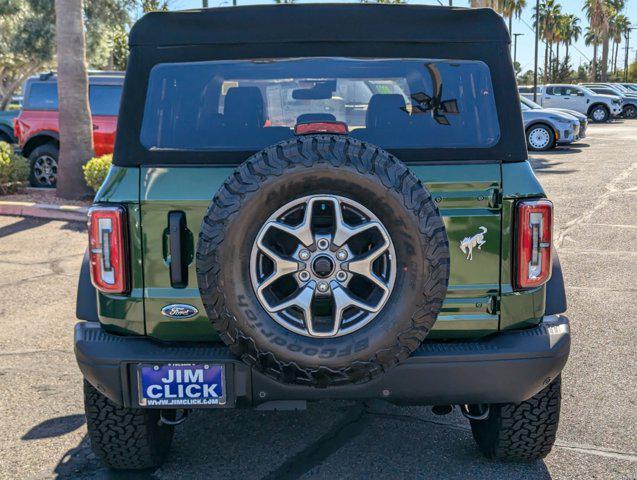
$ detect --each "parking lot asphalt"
[0,121,635,480]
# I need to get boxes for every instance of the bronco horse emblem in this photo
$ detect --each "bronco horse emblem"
[459,226,487,260]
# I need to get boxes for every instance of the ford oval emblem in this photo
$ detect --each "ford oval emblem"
[161,304,198,319]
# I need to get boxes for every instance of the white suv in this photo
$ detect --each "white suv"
[519,84,622,123]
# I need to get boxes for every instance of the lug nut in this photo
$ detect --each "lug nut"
[317,238,329,250]
[299,271,310,282]
[336,271,347,282]
[317,282,329,293]
[336,249,348,261]
[299,249,310,261]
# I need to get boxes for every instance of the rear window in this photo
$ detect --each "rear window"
[140,57,500,151]
[25,82,58,110]
[25,82,122,115]
[89,85,123,115]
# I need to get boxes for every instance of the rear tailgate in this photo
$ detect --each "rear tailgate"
[140,162,501,341]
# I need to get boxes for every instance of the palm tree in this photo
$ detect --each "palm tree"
[585,26,601,80]
[562,14,582,66]
[54,0,93,199]
[469,0,500,8]
[610,14,630,74]
[584,0,615,81]
[499,0,526,39]
[553,14,567,67]
[535,0,562,81]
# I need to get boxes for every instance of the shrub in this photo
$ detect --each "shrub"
[83,154,112,193]
[0,141,29,195]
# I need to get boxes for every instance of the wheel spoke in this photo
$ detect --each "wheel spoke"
[343,238,391,294]
[266,217,313,247]
[269,282,315,320]
[256,239,302,294]
[327,197,379,247]
[330,283,375,335]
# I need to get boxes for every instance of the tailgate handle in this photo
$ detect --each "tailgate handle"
[168,211,188,288]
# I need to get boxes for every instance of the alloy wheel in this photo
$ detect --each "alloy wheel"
[32,154,58,187]
[250,194,396,338]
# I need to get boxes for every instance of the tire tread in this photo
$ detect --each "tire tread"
[197,135,450,387]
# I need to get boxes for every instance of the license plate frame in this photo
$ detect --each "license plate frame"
[137,363,227,408]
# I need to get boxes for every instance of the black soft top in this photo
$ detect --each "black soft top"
[114,5,528,166]
[130,4,509,47]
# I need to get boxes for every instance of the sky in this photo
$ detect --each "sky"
[171,0,637,73]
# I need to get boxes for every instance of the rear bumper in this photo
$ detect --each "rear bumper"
[75,315,570,408]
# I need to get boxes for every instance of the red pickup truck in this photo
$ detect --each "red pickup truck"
[14,72,123,187]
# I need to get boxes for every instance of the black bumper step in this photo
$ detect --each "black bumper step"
[75,316,570,408]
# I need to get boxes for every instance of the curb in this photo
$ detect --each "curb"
[0,201,88,223]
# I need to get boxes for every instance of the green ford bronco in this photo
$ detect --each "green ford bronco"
[75,4,570,469]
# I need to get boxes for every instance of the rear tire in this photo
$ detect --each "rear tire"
[84,380,175,470]
[28,143,59,188]
[589,104,610,123]
[469,376,561,461]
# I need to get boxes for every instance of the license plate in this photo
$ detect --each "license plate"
[138,363,226,407]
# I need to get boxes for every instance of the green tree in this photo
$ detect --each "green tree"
[517,69,535,84]
[499,0,526,39]
[469,0,499,8]
[561,14,581,66]
[0,0,145,109]
[0,0,56,110]
[628,60,637,81]
[609,13,630,74]
[142,0,169,11]
[584,0,617,81]
[535,0,562,81]
[584,26,601,81]
[111,27,129,71]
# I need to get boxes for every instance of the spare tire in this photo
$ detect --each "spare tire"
[197,135,449,387]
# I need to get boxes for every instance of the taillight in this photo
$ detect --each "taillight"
[88,205,128,293]
[294,121,348,135]
[515,199,553,289]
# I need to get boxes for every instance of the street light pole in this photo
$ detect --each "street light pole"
[513,33,524,66]
[533,0,540,102]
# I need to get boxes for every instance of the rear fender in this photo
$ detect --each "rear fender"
[546,250,567,315]
[22,131,59,157]
[76,250,98,322]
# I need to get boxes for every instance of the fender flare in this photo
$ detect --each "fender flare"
[545,249,567,315]
[22,130,60,157]
[76,250,98,322]
[0,124,15,143]
[587,103,609,116]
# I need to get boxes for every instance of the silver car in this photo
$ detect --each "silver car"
[520,96,587,140]
[520,98,580,151]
